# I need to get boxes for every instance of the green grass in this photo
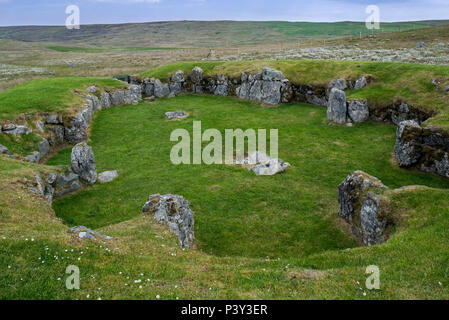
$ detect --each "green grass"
[141,60,449,128]
[49,95,449,260]
[2,95,449,299]
[0,77,126,119]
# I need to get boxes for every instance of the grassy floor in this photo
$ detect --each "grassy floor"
[2,95,449,299]
[0,77,126,119]
[48,95,449,260]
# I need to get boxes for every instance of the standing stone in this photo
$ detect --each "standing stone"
[327,88,347,124]
[71,142,97,185]
[347,99,369,123]
[395,120,422,167]
[142,194,195,249]
[338,171,390,246]
[190,67,204,83]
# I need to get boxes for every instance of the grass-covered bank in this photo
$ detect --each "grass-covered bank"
[141,60,449,129]
[0,77,126,119]
[48,95,449,260]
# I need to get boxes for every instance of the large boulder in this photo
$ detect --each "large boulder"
[142,194,194,249]
[347,99,369,123]
[327,88,347,124]
[190,67,203,83]
[261,67,286,81]
[71,142,97,185]
[338,171,390,246]
[394,120,422,167]
[98,170,119,183]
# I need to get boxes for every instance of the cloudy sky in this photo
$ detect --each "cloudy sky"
[0,0,447,26]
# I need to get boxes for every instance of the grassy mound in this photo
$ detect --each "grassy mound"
[0,77,126,119]
[141,60,449,129]
[47,95,449,259]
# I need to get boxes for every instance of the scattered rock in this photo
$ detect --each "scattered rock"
[142,194,194,249]
[338,170,390,246]
[327,88,347,124]
[249,158,290,176]
[69,226,112,240]
[98,170,119,183]
[416,42,427,48]
[165,111,189,120]
[71,142,97,185]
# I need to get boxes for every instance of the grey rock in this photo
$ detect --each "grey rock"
[69,226,112,240]
[55,169,79,188]
[46,115,62,125]
[249,80,283,105]
[100,92,111,108]
[190,67,204,83]
[98,170,119,183]
[347,99,369,123]
[64,114,88,144]
[55,180,81,197]
[26,152,40,163]
[171,70,185,83]
[36,121,45,133]
[38,139,50,158]
[165,111,189,120]
[47,172,58,185]
[110,90,126,106]
[354,76,368,90]
[329,79,347,91]
[3,124,32,136]
[249,158,290,176]
[86,95,101,112]
[327,88,347,124]
[338,170,389,246]
[124,85,142,104]
[144,81,155,96]
[87,86,97,93]
[142,194,194,249]
[416,42,427,48]
[395,120,422,167]
[71,142,97,185]
[0,144,12,156]
[261,67,286,81]
[154,79,170,98]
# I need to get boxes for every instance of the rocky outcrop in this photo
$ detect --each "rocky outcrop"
[338,171,391,246]
[395,120,449,178]
[69,226,112,240]
[142,194,194,249]
[71,142,97,185]
[98,170,119,183]
[327,88,347,124]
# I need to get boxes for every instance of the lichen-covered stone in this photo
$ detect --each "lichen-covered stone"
[327,88,347,124]
[338,170,390,246]
[71,142,97,185]
[347,99,369,123]
[395,120,423,167]
[142,194,194,249]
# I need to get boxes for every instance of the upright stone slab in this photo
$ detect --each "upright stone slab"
[71,142,97,185]
[327,88,347,124]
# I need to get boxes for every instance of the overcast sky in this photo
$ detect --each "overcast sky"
[0,0,448,26]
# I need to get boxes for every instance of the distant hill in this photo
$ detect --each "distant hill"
[0,20,448,48]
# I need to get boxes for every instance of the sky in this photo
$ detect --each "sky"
[0,0,448,26]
